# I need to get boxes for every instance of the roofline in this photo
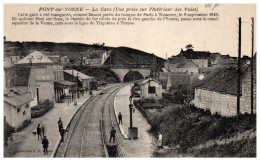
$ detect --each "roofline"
[4,98,34,108]
[63,70,93,79]
[140,78,161,85]
[15,63,55,66]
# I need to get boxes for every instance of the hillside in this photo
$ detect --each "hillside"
[4,41,165,67]
[65,66,120,83]
[104,47,165,67]
[4,41,113,60]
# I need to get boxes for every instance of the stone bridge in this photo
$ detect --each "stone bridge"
[111,68,151,82]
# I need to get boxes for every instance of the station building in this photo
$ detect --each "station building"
[140,78,162,100]
[14,51,76,105]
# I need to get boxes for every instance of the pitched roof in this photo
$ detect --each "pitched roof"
[4,90,33,107]
[168,74,200,86]
[64,70,93,81]
[16,51,54,64]
[5,67,31,87]
[83,51,105,59]
[179,49,212,59]
[168,56,186,64]
[177,59,197,68]
[195,67,241,95]
[140,78,161,85]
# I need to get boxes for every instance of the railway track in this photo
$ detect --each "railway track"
[101,87,125,157]
[55,84,128,157]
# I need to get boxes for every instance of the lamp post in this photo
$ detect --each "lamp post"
[128,95,138,139]
[77,73,79,98]
[129,96,133,129]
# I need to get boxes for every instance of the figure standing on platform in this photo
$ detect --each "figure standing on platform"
[42,136,49,155]
[109,127,116,143]
[60,128,68,142]
[118,112,123,124]
[37,124,42,140]
[58,118,63,133]
[157,133,163,149]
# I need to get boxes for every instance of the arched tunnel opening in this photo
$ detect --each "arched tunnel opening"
[123,71,144,82]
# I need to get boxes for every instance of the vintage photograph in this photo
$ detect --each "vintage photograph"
[3,3,256,158]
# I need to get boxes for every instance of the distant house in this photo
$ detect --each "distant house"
[4,55,22,68]
[166,49,223,72]
[60,56,70,65]
[167,73,202,90]
[218,55,238,67]
[4,38,23,67]
[192,62,256,117]
[100,50,112,65]
[82,50,110,66]
[4,57,13,68]
[165,57,199,74]
[178,49,212,67]
[140,78,162,100]
[46,55,61,64]
[83,57,102,66]
[10,55,21,63]
[4,89,33,131]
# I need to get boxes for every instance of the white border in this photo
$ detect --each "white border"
[1,1,259,163]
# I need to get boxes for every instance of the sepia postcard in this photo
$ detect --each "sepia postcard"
[2,3,257,158]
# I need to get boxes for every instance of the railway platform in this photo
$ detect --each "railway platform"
[113,84,156,157]
[9,85,114,158]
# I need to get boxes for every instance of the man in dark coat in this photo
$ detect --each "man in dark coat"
[60,128,67,142]
[109,127,116,143]
[42,136,49,155]
[37,124,42,140]
[57,118,63,133]
[118,112,123,124]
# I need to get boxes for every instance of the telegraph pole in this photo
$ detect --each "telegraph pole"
[251,17,254,115]
[237,17,241,116]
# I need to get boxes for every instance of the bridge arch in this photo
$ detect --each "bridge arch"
[110,68,151,82]
[123,71,144,82]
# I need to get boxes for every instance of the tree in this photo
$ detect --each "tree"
[4,118,14,146]
[185,44,194,50]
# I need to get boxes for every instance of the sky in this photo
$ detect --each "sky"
[4,4,256,59]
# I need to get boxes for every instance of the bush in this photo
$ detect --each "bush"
[143,104,256,154]
[31,100,54,118]
[4,120,14,145]
[191,137,256,157]
[133,99,164,110]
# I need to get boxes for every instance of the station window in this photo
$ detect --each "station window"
[148,86,156,94]
[23,111,26,115]
[17,108,20,113]
[26,104,29,108]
